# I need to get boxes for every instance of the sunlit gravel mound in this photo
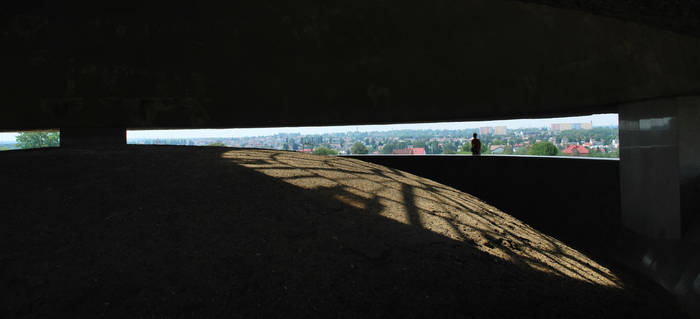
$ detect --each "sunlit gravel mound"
[1,146,686,318]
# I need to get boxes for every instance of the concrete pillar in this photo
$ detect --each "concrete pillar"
[59,127,126,148]
[619,97,700,240]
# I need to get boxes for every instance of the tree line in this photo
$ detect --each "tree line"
[13,132,60,149]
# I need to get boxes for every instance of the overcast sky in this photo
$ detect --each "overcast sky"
[0,113,617,142]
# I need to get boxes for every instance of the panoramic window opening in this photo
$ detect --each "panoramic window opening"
[0,130,60,151]
[127,114,618,158]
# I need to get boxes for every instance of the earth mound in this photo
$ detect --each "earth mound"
[0,146,686,318]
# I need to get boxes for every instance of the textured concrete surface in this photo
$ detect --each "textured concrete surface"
[2,1,700,130]
[515,0,700,38]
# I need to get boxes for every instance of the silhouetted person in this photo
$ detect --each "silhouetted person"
[471,133,481,156]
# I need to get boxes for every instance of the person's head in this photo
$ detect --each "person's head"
[473,133,478,139]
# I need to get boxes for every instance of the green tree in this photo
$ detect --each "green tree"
[15,132,60,149]
[380,143,393,154]
[380,142,400,154]
[529,142,559,156]
[312,147,338,156]
[586,148,619,158]
[515,147,529,155]
[460,143,471,153]
[413,140,427,148]
[442,142,457,154]
[503,144,514,155]
[351,142,369,154]
[427,140,442,154]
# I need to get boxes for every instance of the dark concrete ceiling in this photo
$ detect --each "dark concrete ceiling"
[515,0,700,38]
[1,1,699,130]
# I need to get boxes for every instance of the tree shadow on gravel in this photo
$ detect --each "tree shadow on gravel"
[0,146,687,318]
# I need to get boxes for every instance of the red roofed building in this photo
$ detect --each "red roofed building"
[392,147,426,155]
[562,145,589,155]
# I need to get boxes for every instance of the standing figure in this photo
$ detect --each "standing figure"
[471,133,481,156]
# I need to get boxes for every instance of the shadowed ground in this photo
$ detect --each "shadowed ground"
[0,146,687,318]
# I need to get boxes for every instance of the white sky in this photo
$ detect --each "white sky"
[0,133,20,142]
[0,113,617,142]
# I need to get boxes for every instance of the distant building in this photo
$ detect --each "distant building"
[479,127,493,135]
[490,145,505,154]
[392,147,426,155]
[494,126,507,136]
[562,145,589,155]
[551,122,592,132]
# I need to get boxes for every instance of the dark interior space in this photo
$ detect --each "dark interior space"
[2,0,700,317]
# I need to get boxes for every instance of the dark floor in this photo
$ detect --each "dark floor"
[0,146,688,318]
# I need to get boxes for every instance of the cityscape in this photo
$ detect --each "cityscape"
[129,122,619,158]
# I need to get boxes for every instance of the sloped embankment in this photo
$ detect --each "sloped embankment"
[0,146,686,318]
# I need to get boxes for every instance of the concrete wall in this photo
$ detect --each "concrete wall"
[619,102,682,239]
[619,97,700,240]
[60,127,126,148]
[345,155,620,255]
